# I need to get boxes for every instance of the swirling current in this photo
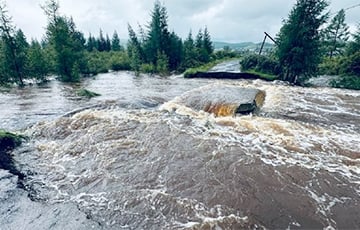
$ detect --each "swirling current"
[0,70,359,229]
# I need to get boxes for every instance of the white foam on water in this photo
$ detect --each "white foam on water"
[15,80,360,229]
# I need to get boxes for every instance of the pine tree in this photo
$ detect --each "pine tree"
[322,9,349,58]
[195,29,203,49]
[105,33,111,52]
[202,27,213,62]
[0,39,6,84]
[142,0,172,70]
[127,24,142,72]
[276,0,329,84]
[43,0,85,82]
[345,25,360,76]
[203,27,213,55]
[111,31,121,51]
[27,39,49,81]
[14,29,29,77]
[97,29,106,52]
[86,33,96,51]
[167,31,183,70]
[144,0,163,65]
[0,2,27,86]
[183,30,198,68]
[347,24,360,56]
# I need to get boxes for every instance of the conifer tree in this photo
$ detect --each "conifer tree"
[144,0,164,65]
[127,24,142,72]
[105,33,111,52]
[97,29,106,51]
[111,31,121,51]
[195,29,203,49]
[203,27,214,57]
[43,0,85,82]
[322,9,349,58]
[0,2,27,86]
[276,0,329,84]
[183,30,197,68]
[27,39,49,81]
[86,33,96,51]
[344,25,360,76]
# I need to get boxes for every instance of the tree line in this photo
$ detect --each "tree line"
[241,0,360,89]
[2,0,357,89]
[0,0,221,86]
[127,1,214,75]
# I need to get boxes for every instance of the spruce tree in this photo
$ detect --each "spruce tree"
[202,27,213,62]
[183,31,197,68]
[43,0,85,82]
[144,0,163,65]
[347,24,360,56]
[0,2,27,86]
[322,9,349,58]
[203,27,214,56]
[105,33,111,52]
[27,39,49,81]
[276,0,329,84]
[97,29,106,52]
[86,33,96,51]
[111,31,121,51]
[127,24,142,72]
[168,31,183,70]
[195,29,203,49]
[345,25,360,76]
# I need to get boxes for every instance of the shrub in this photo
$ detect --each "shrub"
[240,54,280,75]
[319,56,344,75]
[330,76,360,90]
[109,52,131,71]
[140,63,155,74]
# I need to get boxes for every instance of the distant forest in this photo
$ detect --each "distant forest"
[0,0,236,86]
[0,0,359,89]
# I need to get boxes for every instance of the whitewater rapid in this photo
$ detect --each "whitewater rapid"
[1,72,359,229]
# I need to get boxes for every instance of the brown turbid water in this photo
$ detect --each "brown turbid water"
[0,69,359,229]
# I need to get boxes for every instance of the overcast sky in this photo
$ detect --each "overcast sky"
[5,0,360,43]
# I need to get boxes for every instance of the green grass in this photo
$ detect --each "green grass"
[243,69,279,81]
[330,75,360,90]
[0,130,25,151]
[76,88,101,98]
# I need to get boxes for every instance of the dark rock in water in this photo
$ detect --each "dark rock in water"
[0,130,23,151]
[236,101,257,114]
[176,85,265,116]
[0,130,25,179]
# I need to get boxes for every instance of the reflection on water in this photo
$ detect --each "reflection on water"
[1,71,360,229]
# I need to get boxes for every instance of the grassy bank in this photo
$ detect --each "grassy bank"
[243,69,279,81]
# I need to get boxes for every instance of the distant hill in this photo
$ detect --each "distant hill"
[213,41,274,51]
[119,39,274,52]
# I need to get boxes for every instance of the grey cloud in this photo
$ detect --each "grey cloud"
[6,0,360,43]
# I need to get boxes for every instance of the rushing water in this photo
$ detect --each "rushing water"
[1,70,360,229]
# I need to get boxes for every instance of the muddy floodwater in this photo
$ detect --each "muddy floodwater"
[0,69,359,229]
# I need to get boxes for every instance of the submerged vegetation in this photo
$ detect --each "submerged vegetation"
[0,0,358,89]
[76,88,101,98]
